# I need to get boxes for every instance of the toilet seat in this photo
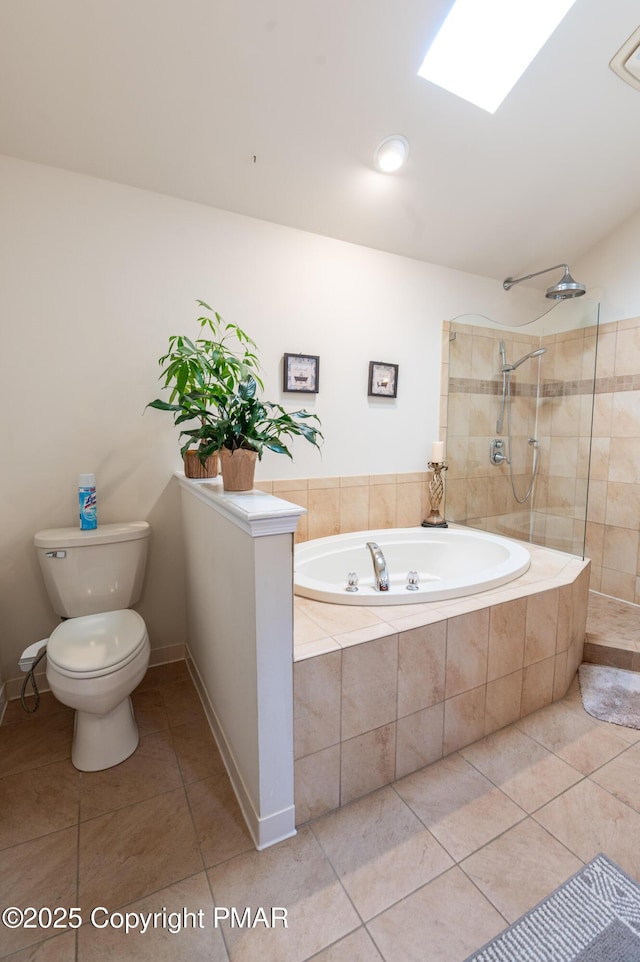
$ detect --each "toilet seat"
[46,609,148,679]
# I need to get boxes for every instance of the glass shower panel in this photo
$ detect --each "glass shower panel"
[445,298,599,558]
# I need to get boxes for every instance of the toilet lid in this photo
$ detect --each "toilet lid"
[47,609,148,674]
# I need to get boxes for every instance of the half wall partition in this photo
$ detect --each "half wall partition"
[443,298,600,558]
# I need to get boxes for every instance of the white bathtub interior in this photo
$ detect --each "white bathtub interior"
[294,526,531,604]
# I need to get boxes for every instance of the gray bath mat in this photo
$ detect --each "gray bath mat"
[465,854,640,962]
[579,663,640,729]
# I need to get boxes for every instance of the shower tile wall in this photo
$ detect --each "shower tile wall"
[443,314,640,607]
[442,320,594,557]
[585,316,640,604]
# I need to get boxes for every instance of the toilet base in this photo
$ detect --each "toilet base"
[71,695,139,771]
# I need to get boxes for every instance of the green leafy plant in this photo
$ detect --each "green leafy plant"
[147,300,322,463]
[147,300,263,462]
[208,374,322,460]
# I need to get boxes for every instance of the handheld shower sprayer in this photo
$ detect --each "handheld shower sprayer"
[496,341,546,432]
[502,346,546,373]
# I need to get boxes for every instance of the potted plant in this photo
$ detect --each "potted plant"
[209,373,323,491]
[147,301,262,478]
[147,301,322,490]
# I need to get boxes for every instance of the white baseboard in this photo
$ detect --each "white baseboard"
[186,648,296,851]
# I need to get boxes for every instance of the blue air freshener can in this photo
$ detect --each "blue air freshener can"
[78,473,98,530]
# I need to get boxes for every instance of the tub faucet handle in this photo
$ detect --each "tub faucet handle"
[406,571,419,591]
[346,572,359,592]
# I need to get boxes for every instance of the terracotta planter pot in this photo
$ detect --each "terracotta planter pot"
[219,447,258,491]
[183,450,219,479]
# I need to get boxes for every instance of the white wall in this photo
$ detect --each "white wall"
[574,207,640,325]
[0,153,596,684]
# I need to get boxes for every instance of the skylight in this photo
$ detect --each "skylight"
[417,0,577,113]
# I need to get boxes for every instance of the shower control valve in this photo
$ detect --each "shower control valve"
[490,438,508,465]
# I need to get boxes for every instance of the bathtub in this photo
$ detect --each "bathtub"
[294,526,531,605]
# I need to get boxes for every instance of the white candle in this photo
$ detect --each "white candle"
[432,441,444,463]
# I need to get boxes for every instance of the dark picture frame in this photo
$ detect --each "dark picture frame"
[283,353,320,393]
[368,361,398,398]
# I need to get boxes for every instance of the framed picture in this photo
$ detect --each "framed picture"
[368,361,398,398]
[283,353,320,393]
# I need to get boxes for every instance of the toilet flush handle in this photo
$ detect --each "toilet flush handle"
[45,550,66,558]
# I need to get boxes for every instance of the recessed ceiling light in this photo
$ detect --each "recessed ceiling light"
[374,136,410,173]
[417,0,578,113]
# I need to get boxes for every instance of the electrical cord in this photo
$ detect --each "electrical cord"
[20,647,47,713]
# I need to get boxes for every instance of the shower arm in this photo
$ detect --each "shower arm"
[503,264,569,290]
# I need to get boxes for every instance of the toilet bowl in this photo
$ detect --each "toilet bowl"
[34,522,151,772]
[46,609,150,771]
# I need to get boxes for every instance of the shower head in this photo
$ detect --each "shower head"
[544,266,586,300]
[503,263,586,300]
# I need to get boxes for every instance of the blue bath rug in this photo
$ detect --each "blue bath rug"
[464,854,640,961]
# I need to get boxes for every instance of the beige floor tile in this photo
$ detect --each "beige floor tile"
[0,760,79,850]
[367,866,506,962]
[161,678,207,728]
[0,931,77,961]
[461,818,582,922]
[207,827,359,962]
[186,771,254,867]
[135,661,191,691]
[0,712,73,778]
[130,687,170,735]
[307,927,383,962]
[79,788,203,910]
[515,697,631,773]
[2,692,72,726]
[395,753,525,862]
[534,778,640,879]
[170,718,227,784]
[590,743,640,811]
[460,725,583,812]
[79,729,183,820]
[0,828,78,956]
[77,872,227,961]
[311,786,453,921]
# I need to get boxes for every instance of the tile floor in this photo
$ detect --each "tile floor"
[2,601,640,962]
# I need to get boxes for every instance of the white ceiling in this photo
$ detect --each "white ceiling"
[1,0,639,284]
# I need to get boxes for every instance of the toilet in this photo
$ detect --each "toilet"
[34,522,151,772]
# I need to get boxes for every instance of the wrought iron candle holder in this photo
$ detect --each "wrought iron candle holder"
[422,460,448,528]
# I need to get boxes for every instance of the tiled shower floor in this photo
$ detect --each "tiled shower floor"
[3,647,640,961]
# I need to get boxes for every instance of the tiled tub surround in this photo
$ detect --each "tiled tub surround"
[293,540,589,824]
[255,472,431,543]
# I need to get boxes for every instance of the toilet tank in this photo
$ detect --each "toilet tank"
[34,522,150,618]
